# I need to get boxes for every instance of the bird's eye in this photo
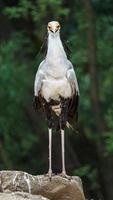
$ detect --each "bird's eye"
[57,25,60,29]
[48,26,51,29]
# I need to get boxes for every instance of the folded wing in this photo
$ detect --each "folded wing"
[66,63,79,121]
[34,61,45,109]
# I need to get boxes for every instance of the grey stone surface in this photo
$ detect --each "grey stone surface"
[0,192,49,200]
[0,170,85,200]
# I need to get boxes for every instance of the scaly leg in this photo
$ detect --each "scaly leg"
[48,128,52,179]
[61,129,67,176]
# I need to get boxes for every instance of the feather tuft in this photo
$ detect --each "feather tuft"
[66,121,73,129]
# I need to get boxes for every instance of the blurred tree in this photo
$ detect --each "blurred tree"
[83,0,113,199]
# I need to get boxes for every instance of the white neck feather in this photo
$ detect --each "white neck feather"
[46,33,67,60]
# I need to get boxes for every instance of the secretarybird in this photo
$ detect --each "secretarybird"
[34,21,79,179]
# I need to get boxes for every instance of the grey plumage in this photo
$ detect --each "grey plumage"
[34,27,79,108]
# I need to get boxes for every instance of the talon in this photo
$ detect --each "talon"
[44,171,55,181]
[58,172,71,180]
[48,170,52,180]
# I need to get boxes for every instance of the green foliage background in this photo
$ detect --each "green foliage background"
[0,0,113,199]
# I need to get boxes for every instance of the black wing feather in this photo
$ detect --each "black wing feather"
[68,92,79,122]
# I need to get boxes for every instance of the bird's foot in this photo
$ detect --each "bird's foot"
[58,171,71,180]
[44,170,55,181]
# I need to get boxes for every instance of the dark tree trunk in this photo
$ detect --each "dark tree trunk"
[83,0,113,199]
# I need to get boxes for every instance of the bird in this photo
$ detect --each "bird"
[34,21,79,179]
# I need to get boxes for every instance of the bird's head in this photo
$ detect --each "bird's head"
[47,21,61,36]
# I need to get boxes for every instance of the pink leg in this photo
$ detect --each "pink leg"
[61,129,67,176]
[48,128,52,179]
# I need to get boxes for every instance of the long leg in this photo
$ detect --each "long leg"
[61,129,66,176]
[59,98,69,177]
[43,100,53,179]
[48,128,52,179]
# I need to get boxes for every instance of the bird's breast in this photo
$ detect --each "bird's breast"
[45,61,69,79]
[41,77,72,102]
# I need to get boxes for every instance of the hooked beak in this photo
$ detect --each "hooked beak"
[47,21,61,35]
[48,25,59,33]
[50,28,58,33]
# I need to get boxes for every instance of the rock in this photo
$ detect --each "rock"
[0,192,49,200]
[0,171,85,200]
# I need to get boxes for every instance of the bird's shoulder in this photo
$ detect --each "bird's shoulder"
[35,60,46,78]
[38,60,46,70]
[66,61,80,95]
[67,59,74,69]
